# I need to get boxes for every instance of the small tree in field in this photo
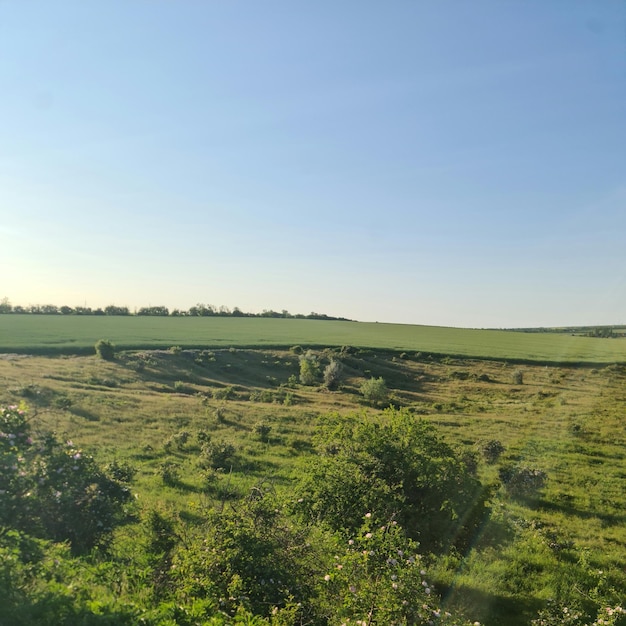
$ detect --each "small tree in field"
[95,339,115,361]
[323,360,343,390]
[299,350,319,385]
[360,377,388,407]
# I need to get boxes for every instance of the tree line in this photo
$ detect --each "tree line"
[0,298,350,321]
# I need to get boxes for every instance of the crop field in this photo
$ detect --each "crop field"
[1,346,625,625]
[2,314,626,363]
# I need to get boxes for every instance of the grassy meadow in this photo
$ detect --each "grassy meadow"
[1,344,625,625]
[2,314,626,362]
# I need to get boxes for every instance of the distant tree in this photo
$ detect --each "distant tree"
[60,305,74,315]
[137,306,169,316]
[40,305,59,314]
[104,305,130,315]
[0,298,12,313]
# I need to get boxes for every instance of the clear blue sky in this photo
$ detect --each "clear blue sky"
[1,1,624,327]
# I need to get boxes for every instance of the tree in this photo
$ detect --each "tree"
[360,376,388,406]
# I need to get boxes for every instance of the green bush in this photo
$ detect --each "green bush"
[499,465,547,498]
[0,405,132,553]
[198,441,236,470]
[95,339,115,361]
[482,439,505,463]
[360,376,389,406]
[253,422,272,441]
[170,498,322,620]
[297,408,491,553]
[299,350,319,385]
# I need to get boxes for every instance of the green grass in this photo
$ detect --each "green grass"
[2,349,626,625]
[2,315,626,363]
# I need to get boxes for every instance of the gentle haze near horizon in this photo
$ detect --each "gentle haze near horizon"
[1,1,625,328]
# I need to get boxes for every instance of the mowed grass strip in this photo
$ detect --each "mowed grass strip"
[2,315,626,363]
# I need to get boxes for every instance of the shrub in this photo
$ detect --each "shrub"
[299,351,319,385]
[198,441,236,470]
[158,462,180,486]
[323,360,343,390]
[360,376,389,406]
[499,465,547,498]
[512,369,524,385]
[95,339,115,361]
[0,405,132,553]
[482,439,505,463]
[172,430,191,449]
[314,515,476,625]
[212,386,235,400]
[253,422,272,441]
[297,408,491,553]
[169,498,321,620]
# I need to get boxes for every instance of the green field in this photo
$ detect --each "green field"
[2,315,626,363]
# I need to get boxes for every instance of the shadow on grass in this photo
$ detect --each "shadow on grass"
[440,584,544,626]
[69,405,100,421]
[536,498,626,526]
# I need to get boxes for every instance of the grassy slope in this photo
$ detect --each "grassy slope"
[2,315,626,363]
[1,348,625,624]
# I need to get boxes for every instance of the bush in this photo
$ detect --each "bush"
[499,465,547,498]
[323,360,343,390]
[482,439,505,464]
[158,462,180,486]
[169,498,321,620]
[299,350,319,385]
[198,441,236,470]
[297,408,491,553]
[360,376,389,406]
[512,369,524,385]
[95,339,115,361]
[253,422,272,441]
[212,386,235,400]
[0,405,132,553]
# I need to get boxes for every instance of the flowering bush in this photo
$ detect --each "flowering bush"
[0,405,132,553]
[318,514,480,625]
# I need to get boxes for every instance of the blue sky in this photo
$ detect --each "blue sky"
[1,1,625,327]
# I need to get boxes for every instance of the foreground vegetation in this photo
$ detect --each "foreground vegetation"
[2,315,626,362]
[1,346,625,625]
